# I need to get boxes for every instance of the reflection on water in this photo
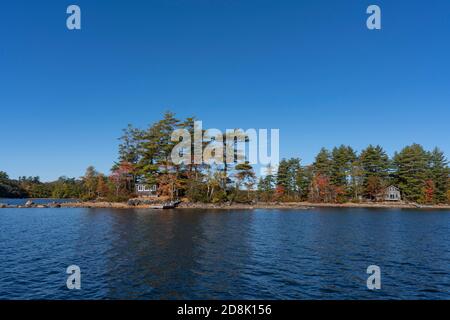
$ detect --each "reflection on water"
[0,207,450,299]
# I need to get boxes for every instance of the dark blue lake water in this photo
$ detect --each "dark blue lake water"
[0,206,449,299]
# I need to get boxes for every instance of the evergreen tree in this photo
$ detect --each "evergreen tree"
[234,162,256,202]
[276,159,289,193]
[118,124,142,164]
[349,158,364,201]
[393,144,429,203]
[257,164,276,201]
[330,145,357,200]
[257,177,266,200]
[359,145,390,199]
[296,165,313,201]
[313,148,332,177]
[136,111,180,187]
[429,147,449,204]
[276,158,301,198]
[310,149,335,202]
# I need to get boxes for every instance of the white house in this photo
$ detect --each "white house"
[379,185,401,201]
[135,183,158,196]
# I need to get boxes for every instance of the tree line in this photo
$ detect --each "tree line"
[111,112,450,205]
[0,172,93,200]
[1,112,449,204]
[260,144,449,204]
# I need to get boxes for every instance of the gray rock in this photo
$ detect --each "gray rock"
[48,202,61,208]
[24,200,35,208]
[128,199,140,206]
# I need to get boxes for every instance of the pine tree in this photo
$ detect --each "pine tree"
[349,158,364,201]
[314,148,332,177]
[359,145,390,199]
[258,164,276,201]
[276,158,301,199]
[286,158,301,196]
[393,144,429,203]
[136,112,180,188]
[429,147,449,204]
[330,145,357,200]
[276,159,290,194]
[296,165,313,201]
[234,162,256,202]
[118,124,142,164]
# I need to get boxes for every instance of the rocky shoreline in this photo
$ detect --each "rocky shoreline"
[0,200,62,209]
[176,202,450,210]
[1,199,450,210]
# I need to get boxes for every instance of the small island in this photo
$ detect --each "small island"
[1,112,449,210]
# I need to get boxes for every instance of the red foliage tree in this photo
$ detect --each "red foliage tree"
[423,179,435,204]
[274,185,285,201]
[309,174,335,202]
[109,161,134,197]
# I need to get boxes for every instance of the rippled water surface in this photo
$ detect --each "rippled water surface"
[1,207,450,299]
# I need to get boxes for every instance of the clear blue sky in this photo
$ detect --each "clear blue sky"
[0,0,449,181]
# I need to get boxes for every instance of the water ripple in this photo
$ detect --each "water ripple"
[0,207,450,299]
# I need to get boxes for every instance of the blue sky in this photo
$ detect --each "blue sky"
[0,0,449,181]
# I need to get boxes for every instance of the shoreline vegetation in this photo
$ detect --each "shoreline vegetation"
[1,112,449,208]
